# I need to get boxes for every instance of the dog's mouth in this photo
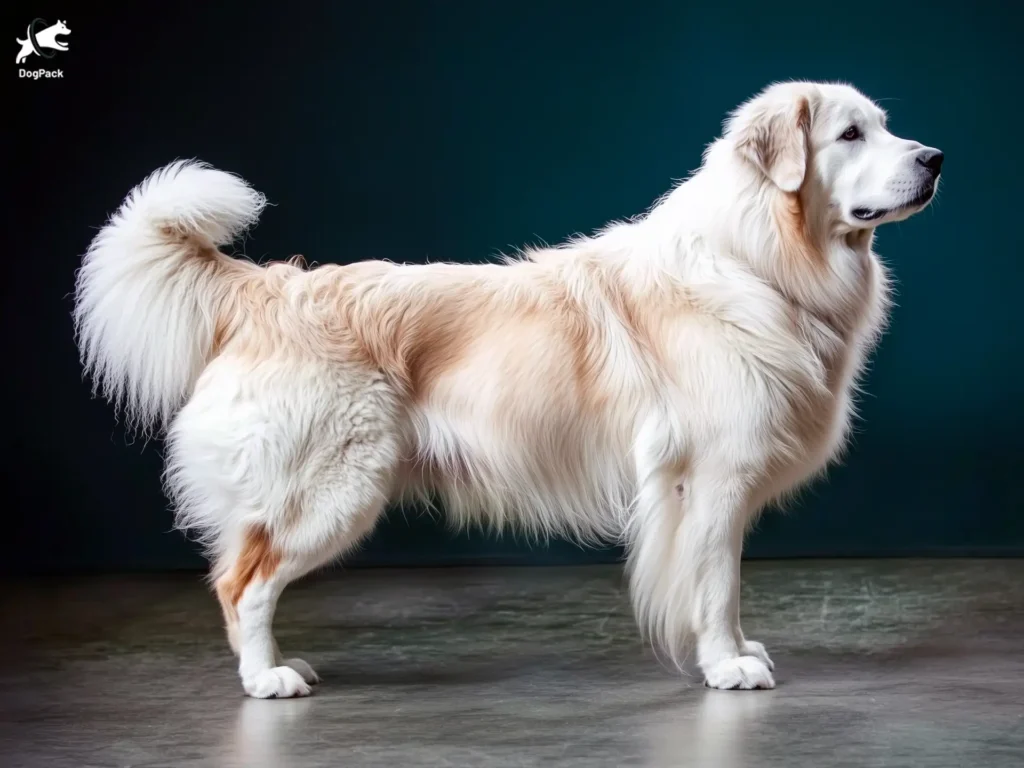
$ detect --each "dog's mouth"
[852,183,937,222]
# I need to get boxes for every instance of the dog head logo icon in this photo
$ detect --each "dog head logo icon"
[16,19,70,65]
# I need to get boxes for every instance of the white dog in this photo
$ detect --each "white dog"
[74,81,941,698]
[15,19,69,64]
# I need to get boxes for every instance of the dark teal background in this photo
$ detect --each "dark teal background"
[7,1,1022,571]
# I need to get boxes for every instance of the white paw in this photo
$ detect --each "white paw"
[741,640,774,671]
[242,666,313,699]
[703,656,776,690]
[281,657,320,685]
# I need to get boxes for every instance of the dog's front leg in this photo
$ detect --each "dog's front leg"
[627,445,774,690]
[684,472,774,689]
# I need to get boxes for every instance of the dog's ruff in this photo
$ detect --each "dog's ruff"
[74,81,940,696]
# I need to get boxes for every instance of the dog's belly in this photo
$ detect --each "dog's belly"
[396,351,639,538]
[400,381,637,540]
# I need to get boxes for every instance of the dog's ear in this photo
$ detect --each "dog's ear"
[728,89,811,193]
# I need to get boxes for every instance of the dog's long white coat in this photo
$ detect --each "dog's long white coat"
[74,82,940,696]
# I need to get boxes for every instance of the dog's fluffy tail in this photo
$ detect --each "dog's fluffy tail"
[73,160,266,432]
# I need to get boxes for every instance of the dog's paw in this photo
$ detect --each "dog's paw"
[281,657,320,685]
[703,656,775,690]
[242,666,313,699]
[740,640,774,671]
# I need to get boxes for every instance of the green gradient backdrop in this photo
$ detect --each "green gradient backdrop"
[7,1,1022,571]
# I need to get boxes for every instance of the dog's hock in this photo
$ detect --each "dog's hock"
[730,91,811,193]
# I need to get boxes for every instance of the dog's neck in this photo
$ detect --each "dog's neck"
[638,140,878,343]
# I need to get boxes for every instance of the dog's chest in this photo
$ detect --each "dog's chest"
[788,253,889,474]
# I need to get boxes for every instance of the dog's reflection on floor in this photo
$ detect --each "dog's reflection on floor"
[229,696,314,767]
[645,689,774,768]
[223,679,773,766]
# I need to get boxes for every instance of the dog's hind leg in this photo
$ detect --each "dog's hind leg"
[169,361,403,697]
[211,435,398,698]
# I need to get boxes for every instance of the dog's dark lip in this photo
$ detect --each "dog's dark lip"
[852,182,937,222]
[851,207,887,221]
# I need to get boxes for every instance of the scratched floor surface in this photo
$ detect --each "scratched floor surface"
[2,560,1022,767]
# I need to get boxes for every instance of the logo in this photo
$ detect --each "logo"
[16,18,69,79]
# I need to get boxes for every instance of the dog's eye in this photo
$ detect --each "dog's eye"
[840,126,862,142]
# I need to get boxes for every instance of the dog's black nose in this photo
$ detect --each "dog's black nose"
[917,149,944,177]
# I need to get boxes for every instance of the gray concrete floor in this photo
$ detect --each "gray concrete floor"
[1,560,1022,767]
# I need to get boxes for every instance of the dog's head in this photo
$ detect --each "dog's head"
[53,19,71,36]
[726,82,941,230]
